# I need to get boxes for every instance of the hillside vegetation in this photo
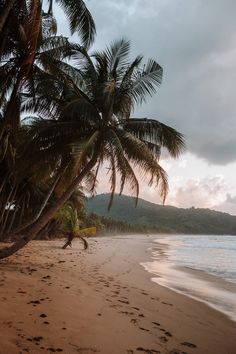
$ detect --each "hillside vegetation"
[86,194,236,235]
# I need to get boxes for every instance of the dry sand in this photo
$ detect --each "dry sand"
[0,235,236,354]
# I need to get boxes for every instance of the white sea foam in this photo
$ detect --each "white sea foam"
[141,234,236,321]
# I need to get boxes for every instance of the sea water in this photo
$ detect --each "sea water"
[141,234,236,321]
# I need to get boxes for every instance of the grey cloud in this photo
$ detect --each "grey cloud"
[225,194,236,204]
[87,0,236,164]
[214,193,236,215]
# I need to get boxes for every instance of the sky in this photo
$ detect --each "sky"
[56,0,236,215]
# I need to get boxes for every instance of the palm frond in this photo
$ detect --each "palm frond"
[105,129,139,208]
[39,35,72,60]
[124,118,185,158]
[42,11,57,36]
[59,95,101,124]
[120,55,143,86]
[116,129,169,202]
[106,38,130,75]
[55,0,96,47]
[70,130,100,167]
[131,59,163,105]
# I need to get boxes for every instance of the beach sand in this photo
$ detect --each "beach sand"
[0,235,236,354]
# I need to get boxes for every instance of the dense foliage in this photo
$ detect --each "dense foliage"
[87,194,236,235]
[0,1,184,259]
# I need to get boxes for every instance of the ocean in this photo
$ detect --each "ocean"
[141,234,236,321]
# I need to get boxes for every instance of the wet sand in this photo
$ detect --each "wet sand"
[142,246,236,322]
[0,235,236,354]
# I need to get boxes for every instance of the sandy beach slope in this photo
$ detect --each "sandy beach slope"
[0,235,236,354]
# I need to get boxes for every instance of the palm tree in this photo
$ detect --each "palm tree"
[0,0,17,34]
[0,0,97,234]
[0,0,95,206]
[0,39,185,260]
[55,204,88,249]
[0,1,95,48]
[0,0,94,132]
[0,30,75,238]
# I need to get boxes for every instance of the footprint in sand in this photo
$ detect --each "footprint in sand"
[159,336,168,343]
[152,322,160,326]
[181,342,197,348]
[39,313,47,318]
[136,347,160,353]
[120,311,134,315]
[139,327,150,332]
[118,299,129,304]
[28,300,41,305]
[165,331,172,337]
[161,301,173,306]
[42,275,51,279]
[33,336,43,342]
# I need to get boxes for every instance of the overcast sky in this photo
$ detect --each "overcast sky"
[57,0,236,214]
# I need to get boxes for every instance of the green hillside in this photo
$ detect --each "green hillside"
[86,194,236,235]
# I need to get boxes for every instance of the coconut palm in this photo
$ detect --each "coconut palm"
[55,204,89,249]
[0,0,95,48]
[0,39,185,260]
[0,0,95,235]
[0,31,75,238]
[0,0,95,191]
[0,6,78,132]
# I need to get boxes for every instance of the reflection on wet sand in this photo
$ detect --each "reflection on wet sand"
[141,236,236,321]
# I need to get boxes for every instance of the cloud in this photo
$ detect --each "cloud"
[88,0,236,165]
[167,176,227,209]
[53,1,236,214]
[92,156,236,215]
[164,175,236,215]
[214,193,236,215]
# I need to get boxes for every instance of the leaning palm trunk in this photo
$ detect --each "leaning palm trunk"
[0,153,98,260]
[0,169,63,240]
[11,172,62,236]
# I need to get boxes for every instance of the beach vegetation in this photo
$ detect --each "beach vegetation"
[0,2,184,259]
[55,204,89,249]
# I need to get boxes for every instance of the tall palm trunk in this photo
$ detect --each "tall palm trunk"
[3,0,42,132]
[0,153,98,260]
[0,0,16,33]
[23,0,42,78]
[3,76,21,132]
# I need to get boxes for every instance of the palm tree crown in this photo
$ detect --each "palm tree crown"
[27,39,185,208]
[0,38,185,259]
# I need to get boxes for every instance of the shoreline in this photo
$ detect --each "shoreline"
[149,271,236,323]
[0,235,236,354]
[142,235,236,322]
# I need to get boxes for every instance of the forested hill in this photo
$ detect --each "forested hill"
[86,194,236,235]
